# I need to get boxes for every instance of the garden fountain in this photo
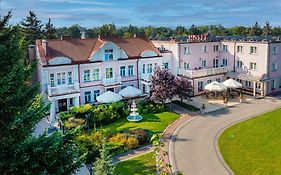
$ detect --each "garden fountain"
[127,100,143,122]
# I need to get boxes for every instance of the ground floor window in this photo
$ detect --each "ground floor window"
[69,98,73,107]
[93,90,100,102]
[107,88,114,92]
[84,91,91,103]
[198,81,203,91]
[245,81,251,88]
[215,78,221,82]
[207,79,212,84]
[142,84,146,93]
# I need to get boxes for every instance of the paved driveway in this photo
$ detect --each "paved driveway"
[170,97,281,175]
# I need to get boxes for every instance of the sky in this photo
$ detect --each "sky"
[1,0,281,28]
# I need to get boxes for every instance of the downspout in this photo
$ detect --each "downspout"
[78,63,81,105]
[233,42,236,72]
[137,58,139,89]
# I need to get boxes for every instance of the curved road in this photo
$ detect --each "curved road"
[170,97,281,175]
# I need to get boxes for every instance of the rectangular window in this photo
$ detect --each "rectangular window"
[120,66,126,77]
[105,68,113,78]
[250,46,257,54]
[104,49,113,60]
[202,45,207,53]
[163,62,169,69]
[237,45,243,53]
[142,84,146,93]
[250,62,257,70]
[147,64,153,74]
[128,65,134,76]
[93,90,100,102]
[142,64,146,74]
[213,59,219,68]
[216,78,221,82]
[184,46,190,54]
[222,59,228,67]
[61,72,66,85]
[68,72,72,84]
[214,45,219,51]
[83,70,90,82]
[84,91,91,103]
[222,45,228,52]
[272,62,278,71]
[184,62,190,69]
[273,46,278,55]
[57,73,61,85]
[50,73,55,86]
[201,60,207,67]
[245,81,251,88]
[198,81,203,91]
[207,79,212,84]
[236,60,243,68]
[93,69,100,80]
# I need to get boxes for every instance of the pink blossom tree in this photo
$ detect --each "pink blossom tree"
[150,67,176,104]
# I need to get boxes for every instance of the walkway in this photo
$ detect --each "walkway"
[170,97,281,175]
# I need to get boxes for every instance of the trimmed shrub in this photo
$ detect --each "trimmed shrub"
[64,117,85,130]
[138,100,167,114]
[126,137,139,150]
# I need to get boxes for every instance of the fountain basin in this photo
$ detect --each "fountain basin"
[127,115,143,122]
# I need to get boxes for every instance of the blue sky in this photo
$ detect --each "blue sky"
[1,0,281,28]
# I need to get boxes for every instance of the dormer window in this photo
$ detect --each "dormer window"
[105,49,113,60]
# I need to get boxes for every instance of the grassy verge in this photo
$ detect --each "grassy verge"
[219,108,281,175]
[172,100,200,112]
[102,112,179,133]
[115,152,156,175]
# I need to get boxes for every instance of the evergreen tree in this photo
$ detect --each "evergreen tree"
[98,24,117,37]
[249,22,262,36]
[21,11,44,45]
[44,18,56,39]
[0,12,82,174]
[262,22,272,36]
[93,140,115,175]
[188,24,202,35]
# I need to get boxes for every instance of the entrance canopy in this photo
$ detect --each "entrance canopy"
[118,86,142,98]
[96,91,122,103]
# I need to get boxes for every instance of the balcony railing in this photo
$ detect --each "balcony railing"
[178,66,233,78]
[102,76,121,86]
[47,82,80,97]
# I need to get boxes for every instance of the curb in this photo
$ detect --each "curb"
[169,116,198,173]
[214,105,281,175]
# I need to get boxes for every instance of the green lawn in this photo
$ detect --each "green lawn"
[115,152,156,175]
[219,108,281,175]
[102,112,179,133]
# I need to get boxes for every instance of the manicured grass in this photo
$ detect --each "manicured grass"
[115,152,156,175]
[102,112,179,133]
[172,100,200,112]
[219,108,281,175]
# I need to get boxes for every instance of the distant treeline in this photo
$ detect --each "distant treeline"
[18,11,281,46]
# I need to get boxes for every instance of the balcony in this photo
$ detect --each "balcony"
[47,82,80,97]
[102,76,121,86]
[178,66,233,78]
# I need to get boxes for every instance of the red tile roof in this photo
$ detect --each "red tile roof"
[36,36,160,64]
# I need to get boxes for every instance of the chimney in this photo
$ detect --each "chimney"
[42,39,48,56]
[81,31,86,39]
[28,45,36,62]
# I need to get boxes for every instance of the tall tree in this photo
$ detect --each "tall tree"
[0,12,82,174]
[262,22,272,36]
[93,140,115,175]
[249,22,262,36]
[44,18,56,39]
[21,11,44,45]
[150,67,176,104]
[174,77,194,102]
[188,24,202,35]
[98,24,117,36]
[175,26,187,36]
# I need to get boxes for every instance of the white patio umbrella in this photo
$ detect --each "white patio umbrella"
[118,86,142,98]
[96,91,122,103]
[222,78,242,89]
[204,81,227,98]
